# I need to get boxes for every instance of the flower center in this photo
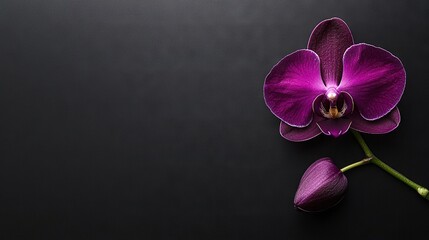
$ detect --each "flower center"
[322,105,346,119]
[319,88,347,119]
[329,106,340,118]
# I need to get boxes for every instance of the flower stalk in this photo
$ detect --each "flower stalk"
[344,130,429,200]
[340,157,371,172]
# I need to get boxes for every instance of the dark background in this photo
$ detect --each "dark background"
[1,0,428,239]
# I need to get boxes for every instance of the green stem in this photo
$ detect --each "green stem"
[341,157,371,172]
[351,130,373,157]
[351,130,429,200]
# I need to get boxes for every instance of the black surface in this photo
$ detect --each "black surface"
[1,0,428,239]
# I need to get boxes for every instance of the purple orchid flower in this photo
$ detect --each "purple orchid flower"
[294,157,347,212]
[264,18,405,141]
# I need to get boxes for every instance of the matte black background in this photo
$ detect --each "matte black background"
[1,0,428,239]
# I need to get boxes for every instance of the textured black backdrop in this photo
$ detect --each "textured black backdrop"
[1,0,429,239]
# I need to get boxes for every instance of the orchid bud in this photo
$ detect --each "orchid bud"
[294,157,348,212]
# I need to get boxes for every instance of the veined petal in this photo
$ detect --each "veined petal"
[279,116,323,142]
[340,43,406,120]
[307,17,354,87]
[264,50,326,127]
[316,118,352,138]
[351,107,401,134]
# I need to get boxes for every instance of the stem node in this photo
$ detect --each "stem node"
[417,187,429,199]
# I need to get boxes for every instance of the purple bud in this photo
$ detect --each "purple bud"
[294,157,348,212]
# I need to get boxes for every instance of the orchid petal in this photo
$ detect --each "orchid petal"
[316,118,352,137]
[279,116,323,142]
[340,43,406,120]
[264,50,326,127]
[307,17,354,87]
[351,107,401,134]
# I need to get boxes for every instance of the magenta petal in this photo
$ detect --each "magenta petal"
[279,116,322,142]
[294,157,348,212]
[316,118,352,137]
[340,43,406,120]
[351,107,401,134]
[264,50,326,127]
[307,17,354,87]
